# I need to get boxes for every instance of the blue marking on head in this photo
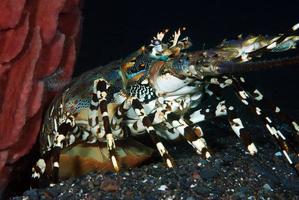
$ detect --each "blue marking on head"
[126,69,146,80]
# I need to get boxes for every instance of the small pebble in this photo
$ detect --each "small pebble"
[142,179,148,183]
[186,197,195,200]
[23,189,39,200]
[275,152,282,157]
[199,168,218,180]
[100,178,119,192]
[191,171,201,180]
[263,183,273,193]
[158,185,168,191]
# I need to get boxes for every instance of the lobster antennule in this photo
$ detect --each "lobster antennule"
[218,55,299,74]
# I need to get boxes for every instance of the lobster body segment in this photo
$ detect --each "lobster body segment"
[33,24,299,185]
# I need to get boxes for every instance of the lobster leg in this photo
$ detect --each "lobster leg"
[164,111,211,159]
[225,104,258,155]
[205,77,258,155]
[162,92,229,158]
[31,158,47,187]
[239,76,299,162]
[236,76,299,141]
[229,76,299,173]
[88,84,102,139]
[93,79,119,172]
[50,117,76,184]
[127,95,215,158]
[50,134,65,183]
[129,97,174,168]
[31,118,73,186]
[111,101,129,138]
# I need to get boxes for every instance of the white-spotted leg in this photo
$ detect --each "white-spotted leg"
[94,79,119,172]
[130,97,174,168]
[31,121,73,186]
[226,104,258,155]
[88,85,101,139]
[111,101,130,138]
[32,101,75,186]
[165,111,211,159]
[50,122,72,184]
[127,97,212,159]
[237,76,299,142]
[230,76,299,173]
[162,93,229,159]
[31,158,47,188]
[206,77,258,155]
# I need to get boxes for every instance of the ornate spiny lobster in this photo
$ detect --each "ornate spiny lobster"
[32,23,299,186]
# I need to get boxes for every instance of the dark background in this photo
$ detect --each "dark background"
[75,0,299,112]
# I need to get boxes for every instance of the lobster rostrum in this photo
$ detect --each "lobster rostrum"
[32,24,299,185]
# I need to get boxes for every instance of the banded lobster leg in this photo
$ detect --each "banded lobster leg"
[228,76,299,173]
[110,100,130,138]
[128,98,174,168]
[87,82,102,141]
[207,76,299,173]
[92,79,119,171]
[160,83,256,158]
[124,97,215,159]
[235,76,299,144]
[107,94,175,168]
[204,78,259,155]
[164,111,211,159]
[32,110,78,186]
[160,93,229,159]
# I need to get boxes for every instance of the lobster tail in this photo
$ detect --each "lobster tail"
[218,56,299,74]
